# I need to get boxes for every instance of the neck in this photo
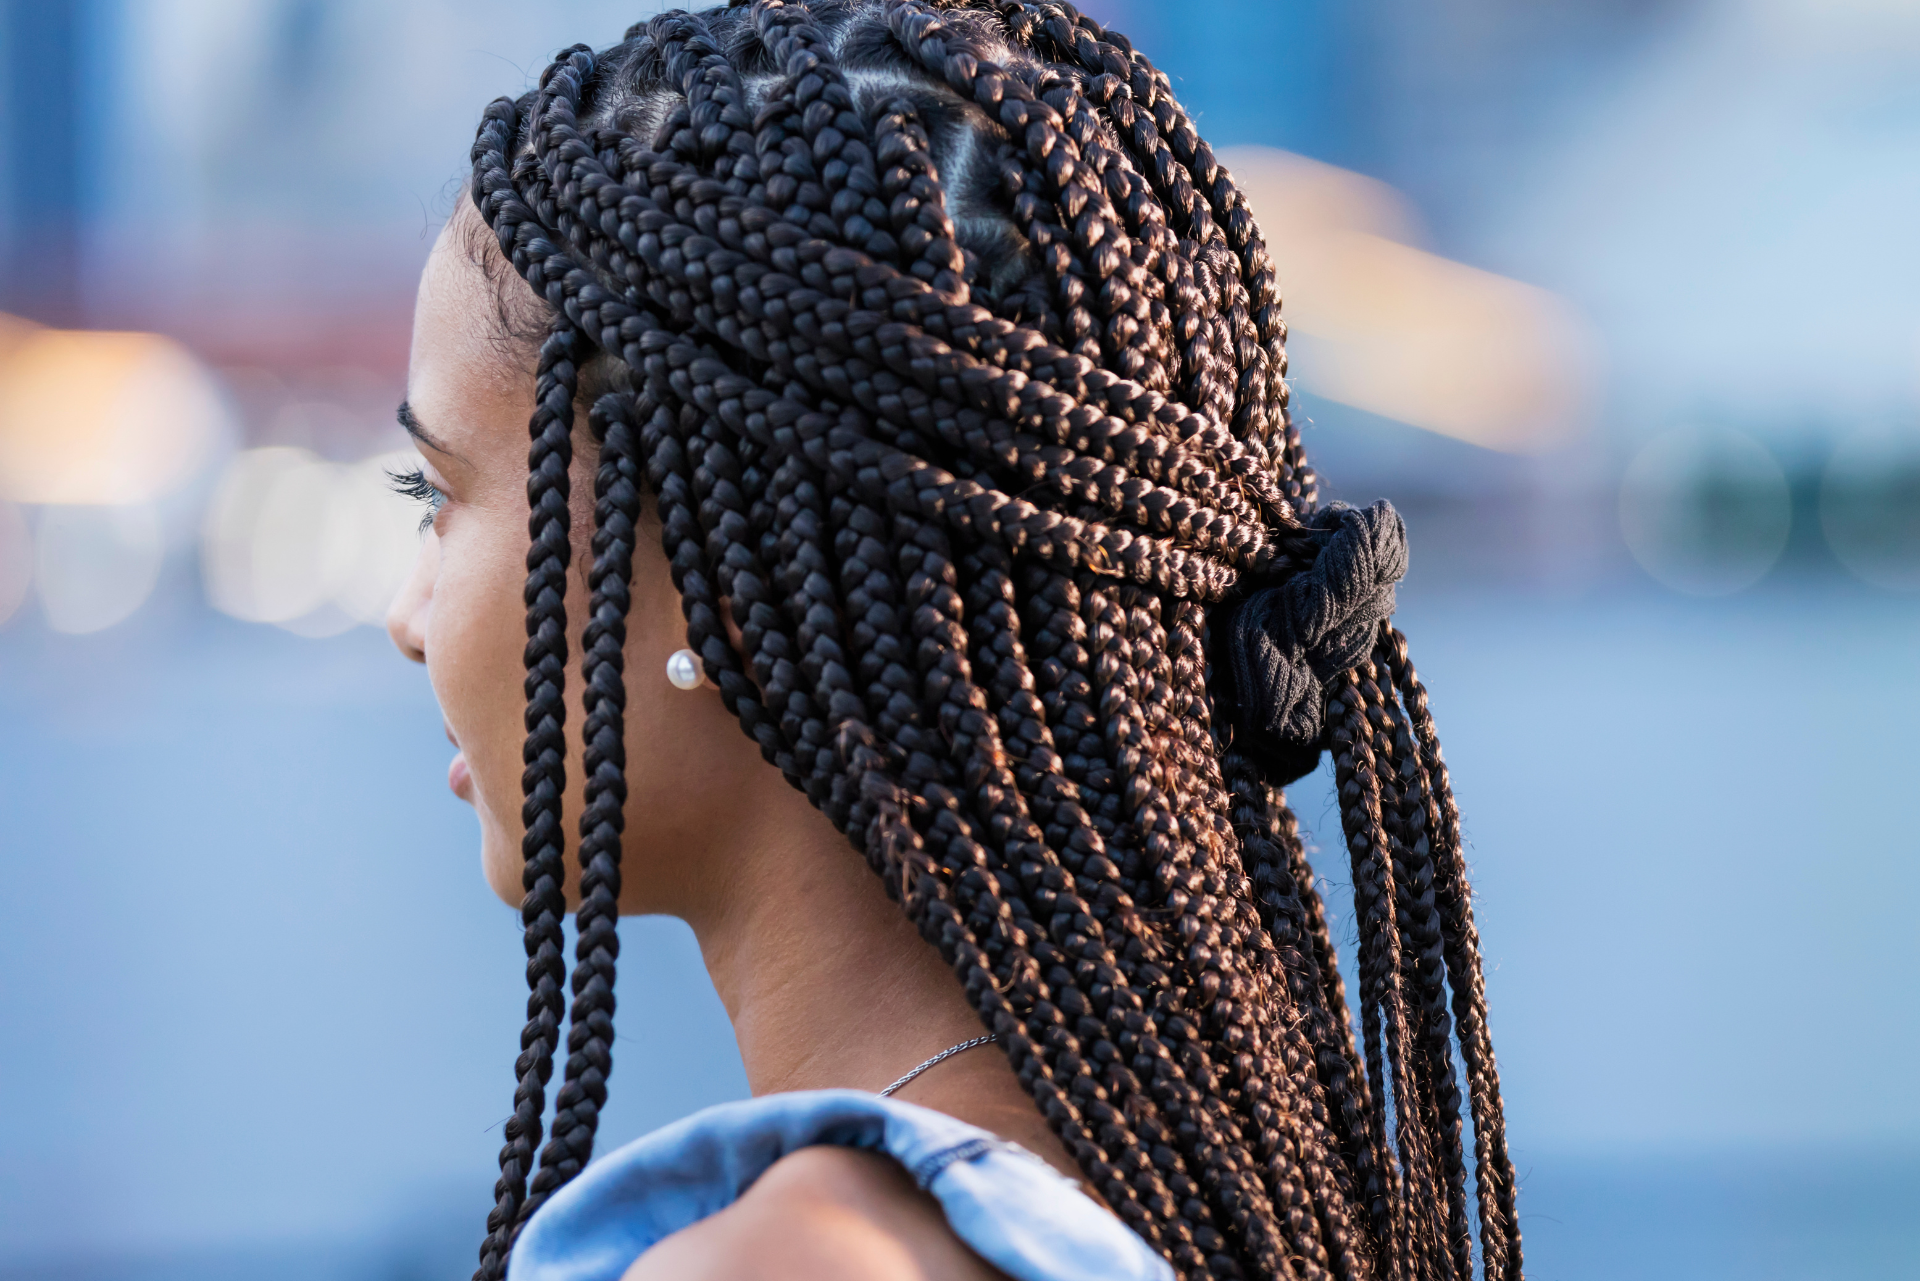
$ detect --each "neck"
[685,786,983,1097]
[674,779,1084,1184]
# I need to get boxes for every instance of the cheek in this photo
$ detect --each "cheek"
[424,518,532,875]
[427,536,525,734]
[423,494,768,914]
[601,528,767,909]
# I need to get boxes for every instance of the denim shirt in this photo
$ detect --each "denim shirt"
[507,1089,1175,1281]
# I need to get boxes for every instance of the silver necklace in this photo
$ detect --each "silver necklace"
[878,1034,998,1097]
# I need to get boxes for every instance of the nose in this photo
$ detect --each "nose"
[387,528,437,664]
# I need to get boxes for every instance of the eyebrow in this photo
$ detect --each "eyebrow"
[397,401,458,459]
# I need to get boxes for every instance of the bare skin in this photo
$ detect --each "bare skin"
[388,204,1079,1279]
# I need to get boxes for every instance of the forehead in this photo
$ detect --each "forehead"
[409,206,543,432]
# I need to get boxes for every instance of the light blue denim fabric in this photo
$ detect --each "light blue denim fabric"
[507,1088,1175,1281]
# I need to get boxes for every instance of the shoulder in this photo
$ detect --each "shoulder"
[620,1144,1014,1281]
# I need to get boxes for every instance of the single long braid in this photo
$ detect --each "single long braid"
[462,5,1520,1278]
[529,391,644,1194]
[475,316,583,1280]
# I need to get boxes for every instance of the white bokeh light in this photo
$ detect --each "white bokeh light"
[333,450,430,625]
[202,446,427,634]
[203,447,336,623]
[34,504,165,634]
[0,501,30,628]
[1620,425,1793,595]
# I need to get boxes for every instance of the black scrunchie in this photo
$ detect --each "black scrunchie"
[1213,500,1409,785]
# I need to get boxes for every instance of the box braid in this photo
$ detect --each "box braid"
[457,3,1520,1279]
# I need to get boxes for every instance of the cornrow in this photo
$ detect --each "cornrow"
[461,4,1519,1279]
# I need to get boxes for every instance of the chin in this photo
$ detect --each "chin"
[479,821,523,907]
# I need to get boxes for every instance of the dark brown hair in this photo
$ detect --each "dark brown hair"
[463,4,1519,1279]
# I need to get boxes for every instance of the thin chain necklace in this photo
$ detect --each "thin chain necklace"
[878,1034,998,1097]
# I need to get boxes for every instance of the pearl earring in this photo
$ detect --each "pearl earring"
[666,648,703,691]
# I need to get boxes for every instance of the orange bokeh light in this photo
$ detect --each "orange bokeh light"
[0,319,225,505]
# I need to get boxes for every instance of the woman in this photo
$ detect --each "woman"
[385,2,1520,1278]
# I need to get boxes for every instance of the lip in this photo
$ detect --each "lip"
[443,723,472,801]
[448,750,473,801]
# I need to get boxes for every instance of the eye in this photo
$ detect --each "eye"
[387,465,447,534]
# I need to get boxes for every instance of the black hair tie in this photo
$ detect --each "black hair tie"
[1217,500,1409,785]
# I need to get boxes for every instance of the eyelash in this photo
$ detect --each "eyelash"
[388,466,447,533]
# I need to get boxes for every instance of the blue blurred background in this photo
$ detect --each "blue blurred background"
[2,1,1916,1278]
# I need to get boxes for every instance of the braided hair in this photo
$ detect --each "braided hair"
[460,3,1520,1279]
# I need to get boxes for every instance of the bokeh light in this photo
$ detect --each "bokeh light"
[0,322,228,506]
[1225,146,1596,454]
[1820,422,1920,591]
[202,447,336,624]
[33,503,165,634]
[201,446,424,634]
[334,450,431,625]
[0,500,30,628]
[1619,425,1793,595]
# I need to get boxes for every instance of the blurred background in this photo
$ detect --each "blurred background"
[1,0,1916,1277]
